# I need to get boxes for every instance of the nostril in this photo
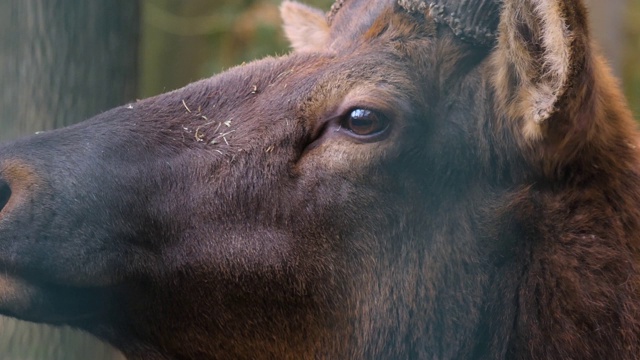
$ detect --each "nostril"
[0,179,11,214]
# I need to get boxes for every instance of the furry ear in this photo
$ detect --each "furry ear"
[492,0,590,140]
[280,1,330,52]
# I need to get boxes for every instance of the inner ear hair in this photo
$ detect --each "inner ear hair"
[280,1,331,52]
[493,0,590,141]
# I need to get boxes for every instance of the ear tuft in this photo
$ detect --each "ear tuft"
[493,0,589,141]
[280,1,330,52]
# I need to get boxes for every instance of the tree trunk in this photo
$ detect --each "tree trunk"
[0,0,139,141]
[585,0,628,78]
[0,0,138,359]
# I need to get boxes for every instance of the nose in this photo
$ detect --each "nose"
[0,179,10,214]
[0,160,40,219]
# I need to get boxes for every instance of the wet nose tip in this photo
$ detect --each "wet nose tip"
[0,179,11,214]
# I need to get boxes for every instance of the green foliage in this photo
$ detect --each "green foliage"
[140,0,640,120]
[140,0,332,97]
[625,0,640,117]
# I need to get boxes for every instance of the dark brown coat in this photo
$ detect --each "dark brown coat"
[0,0,639,359]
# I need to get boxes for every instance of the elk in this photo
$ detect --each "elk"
[0,0,639,359]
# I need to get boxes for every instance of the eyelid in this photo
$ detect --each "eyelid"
[332,87,408,123]
[306,86,410,149]
[335,107,392,142]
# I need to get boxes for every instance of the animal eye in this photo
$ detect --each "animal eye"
[342,109,389,137]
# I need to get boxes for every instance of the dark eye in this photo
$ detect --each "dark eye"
[342,109,389,137]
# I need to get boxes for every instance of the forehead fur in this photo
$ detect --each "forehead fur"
[329,0,500,46]
[398,0,501,45]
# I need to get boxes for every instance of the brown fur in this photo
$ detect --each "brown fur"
[0,0,639,359]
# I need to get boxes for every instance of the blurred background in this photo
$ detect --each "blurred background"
[0,0,638,358]
[144,0,640,114]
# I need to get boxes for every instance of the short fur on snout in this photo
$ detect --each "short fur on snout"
[1,0,640,359]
